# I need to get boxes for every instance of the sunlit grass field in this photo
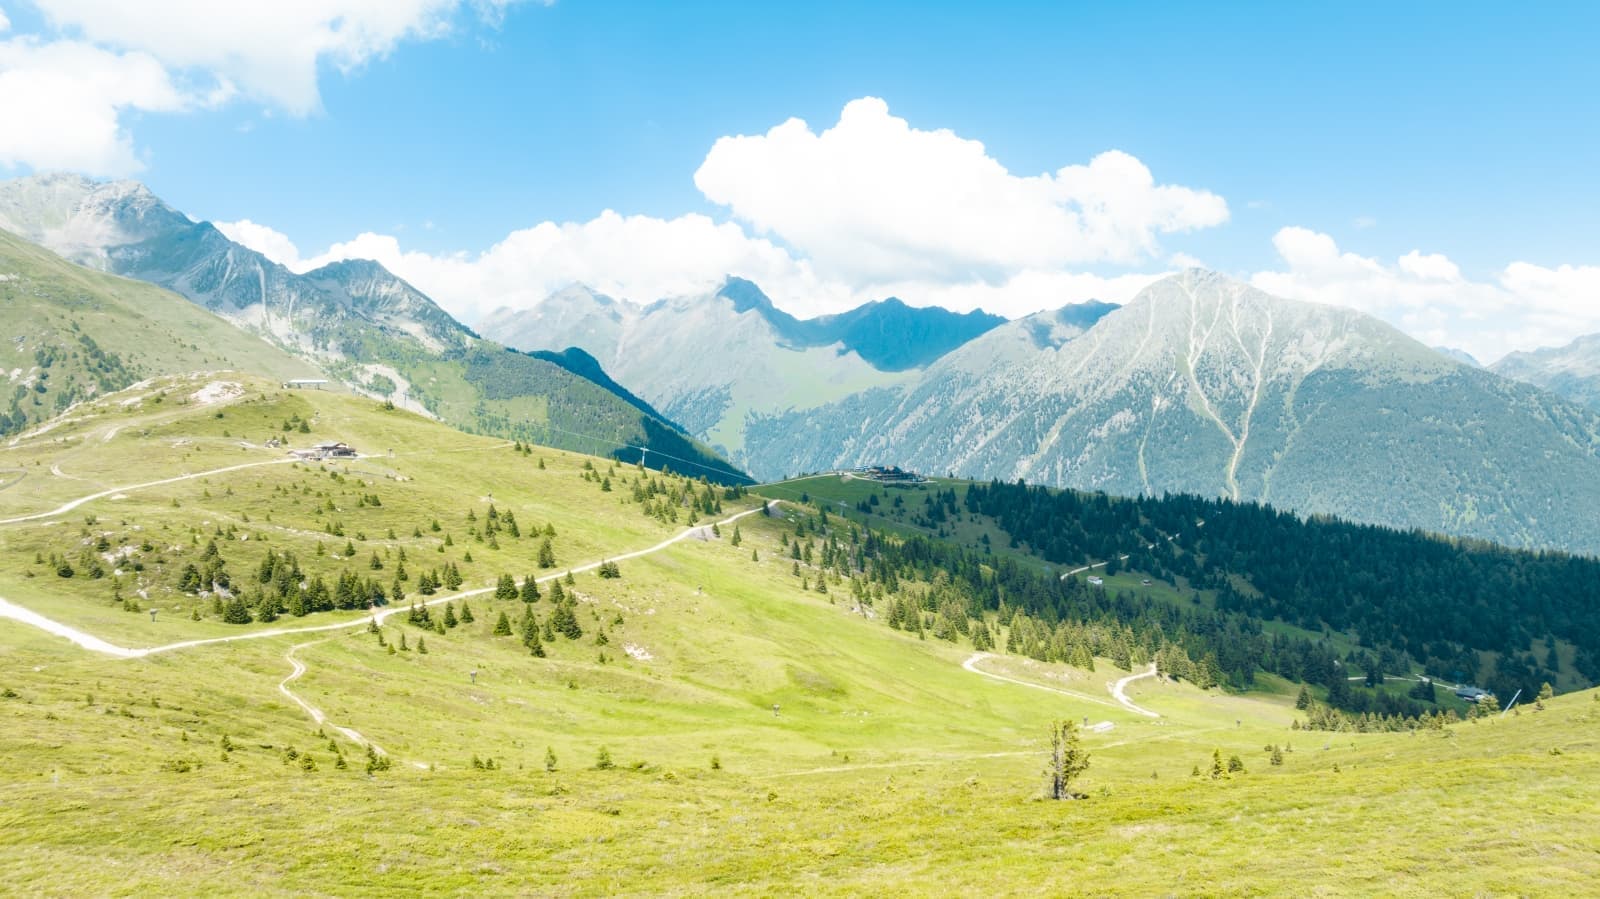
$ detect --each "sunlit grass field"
[2,375,1597,896]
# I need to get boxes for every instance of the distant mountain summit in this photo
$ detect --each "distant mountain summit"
[1492,333,1600,412]
[746,269,1600,553]
[0,173,748,483]
[1433,346,1482,368]
[710,277,1008,371]
[480,277,1007,463]
[0,172,461,359]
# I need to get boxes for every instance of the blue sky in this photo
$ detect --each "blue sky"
[1,1,1598,360]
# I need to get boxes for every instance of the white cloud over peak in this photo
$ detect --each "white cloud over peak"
[219,208,1163,325]
[214,218,303,268]
[1,1,528,174]
[694,97,1227,283]
[218,211,858,324]
[1253,226,1600,363]
[0,38,190,173]
[209,97,1196,324]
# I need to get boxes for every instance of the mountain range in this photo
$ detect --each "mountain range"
[0,173,747,482]
[491,265,1600,554]
[743,270,1600,552]
[11,172,1600,552]
[479,279,976,461]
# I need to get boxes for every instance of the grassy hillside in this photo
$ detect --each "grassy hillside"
[0,177,749,484]
[0,229,321,437]
[1,378,1597,894]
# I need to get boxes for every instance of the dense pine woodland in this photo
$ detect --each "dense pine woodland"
[960,480,1599,702]
[778,502,1433,724]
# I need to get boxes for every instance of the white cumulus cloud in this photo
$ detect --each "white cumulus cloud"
[31,0,529,114]
[214,218,304,267]
[694,96,1227,283]
[1,1,529,174]
[219,211,856,324]
[219,97,1218,325]
[0,38,189,173]
[1253,226,1600,363]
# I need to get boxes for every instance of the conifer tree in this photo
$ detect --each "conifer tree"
[222,595,253,624]
[494,611,512,635]
[1045,719,1090,800]
[495,573,518,601]
[521,575,540,603]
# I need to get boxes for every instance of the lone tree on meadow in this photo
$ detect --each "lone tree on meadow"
[1045,719,1090,800]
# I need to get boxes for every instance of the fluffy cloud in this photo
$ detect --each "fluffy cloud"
[0,38,190,173]
[1,1,527,174]
[216,98,1211,324]
[1253,226,1600,363]
[219,211,859,323]
[214,218,304,268]
[31,0,527,114]
[694,97,1227,283]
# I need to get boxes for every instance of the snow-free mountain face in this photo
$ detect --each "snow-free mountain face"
[0,174,749,483]
[1492,334,1600,412]
[746,269,1600,554]
[0,226,322,437]
[481,279,994,463]
[0,173,463,367]
[1433,346,1482,368]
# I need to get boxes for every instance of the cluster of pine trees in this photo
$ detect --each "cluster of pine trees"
[628,468,735,525]
[1297,700,1462,733]
[153,542,408,625]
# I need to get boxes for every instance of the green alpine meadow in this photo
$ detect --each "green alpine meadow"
[4,3,1600,895]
